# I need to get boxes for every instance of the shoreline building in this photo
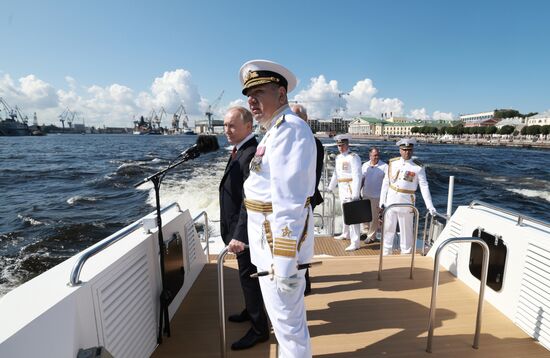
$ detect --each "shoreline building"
[460,111,499,127]
[527,114,550,126]
[348,116,425,136]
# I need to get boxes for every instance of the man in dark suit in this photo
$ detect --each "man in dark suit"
[219,106,269,350]
[291,104,324,295]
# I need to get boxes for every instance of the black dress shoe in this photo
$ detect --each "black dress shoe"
[228,309,250,323]
[231,328,269,350]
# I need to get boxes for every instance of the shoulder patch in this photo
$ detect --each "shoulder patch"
[275,115,286,128]
[413,159,423,167]
[389,157,400,162]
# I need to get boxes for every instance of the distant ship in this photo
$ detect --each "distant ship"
[0,113,32,136]
[133,115,162,135]
[182,127,196,135]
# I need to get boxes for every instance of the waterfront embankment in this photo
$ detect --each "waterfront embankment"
[345,134,550,149]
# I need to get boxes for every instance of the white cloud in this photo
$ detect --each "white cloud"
[292,75,346,119]
[0,69,457,127]
[0,69,210,127]
[0,74,58,109]
[137,69,203,115]
[369,97,404,118]
[409,108,429,120]
[346,78,378,115]
[432,111,454,121]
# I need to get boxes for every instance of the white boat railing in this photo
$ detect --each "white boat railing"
[193,211,210,263]
[378,203,420,281]
[68,202,182,286]
[426,236,490,353]
[422,211,450,255]
[217,245,245,358]
[468,200,549,229]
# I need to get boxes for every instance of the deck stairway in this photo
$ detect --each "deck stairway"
[153,237,549,357]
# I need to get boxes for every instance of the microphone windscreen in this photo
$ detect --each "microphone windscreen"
[195,135,219,153]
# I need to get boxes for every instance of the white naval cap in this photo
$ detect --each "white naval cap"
[335,133,351,144]
[396,137,416,148]
[239,59,297,95]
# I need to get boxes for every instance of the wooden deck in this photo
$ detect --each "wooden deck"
[153,237,549,357]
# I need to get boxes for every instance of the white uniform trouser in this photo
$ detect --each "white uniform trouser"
[258,271,311,358]
[363,197,380,241]
[382,207,414,254]
[338,185,360,247]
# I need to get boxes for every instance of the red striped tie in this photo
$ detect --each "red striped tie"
[231,146,237,160]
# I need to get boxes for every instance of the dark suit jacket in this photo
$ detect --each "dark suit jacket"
[219,136,258,245]
[311,137,324,209]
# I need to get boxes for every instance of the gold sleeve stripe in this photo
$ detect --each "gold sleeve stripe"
[275,237,296,245]
[273,248,296,258]
[338,178,353,183]
[244,199,273,213]
[275,243,296,250]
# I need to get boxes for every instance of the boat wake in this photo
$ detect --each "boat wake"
[506,188,550,203]
[66,195,100,205]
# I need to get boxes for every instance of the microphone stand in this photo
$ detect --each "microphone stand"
[134,148,200,344]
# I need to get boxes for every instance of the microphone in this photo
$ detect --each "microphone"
[179,135,220,159]
[134,135,220,188]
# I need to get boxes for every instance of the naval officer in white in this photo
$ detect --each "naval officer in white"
[327,134,363,251]
[379,138,436,255]
[240,59,316,357]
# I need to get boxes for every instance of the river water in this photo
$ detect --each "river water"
[1,134,549,296]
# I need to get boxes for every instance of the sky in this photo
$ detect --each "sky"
[1,0,549,127]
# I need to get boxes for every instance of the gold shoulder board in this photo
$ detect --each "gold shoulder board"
[275,115,286,128]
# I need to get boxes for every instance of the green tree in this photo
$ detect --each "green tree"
[494,109,521,119]
[542,125,550,135]
[527,125,541,135]
[411,127,419,134]
[498,125,515,135]
[521,126,528,135]
[486,126,498,135]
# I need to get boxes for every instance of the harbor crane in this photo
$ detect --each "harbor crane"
[205,90,224,133]
[0,97,19,121]
[173,104,191,131]
[58,108,73,130]
[14,106,29,124]
[156,107,167,130]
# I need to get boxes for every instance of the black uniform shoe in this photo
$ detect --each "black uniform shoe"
[228,309,250,323]
[231,328,269,350]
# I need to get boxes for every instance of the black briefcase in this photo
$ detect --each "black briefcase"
[343,199,372,225]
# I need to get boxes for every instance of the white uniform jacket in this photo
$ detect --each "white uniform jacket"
[328,151,362,201]
[379,157,435,211]
[244,106,316,278]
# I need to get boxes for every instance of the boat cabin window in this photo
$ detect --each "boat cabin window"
[469,229,507,291]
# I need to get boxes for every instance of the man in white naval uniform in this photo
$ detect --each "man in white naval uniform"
[379,138,436,255]
[327,134,363,251]
[239,59,316,358]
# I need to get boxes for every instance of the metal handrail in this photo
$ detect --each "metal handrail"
[426,237,489,353]
[193,211,210,263]
[468,200,549,229]
[68,202,182,286]
[321,190,337,236]
[313,213,325,233]
[378,203,420,281]
[217,245,248,358]
[422,212,450,255]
